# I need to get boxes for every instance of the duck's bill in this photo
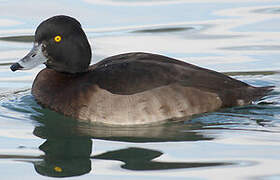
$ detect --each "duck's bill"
[10,43,47,72]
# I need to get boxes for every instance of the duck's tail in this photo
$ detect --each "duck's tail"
[242,85,275,106]
[252,86,274,98]
[221,85,274,107]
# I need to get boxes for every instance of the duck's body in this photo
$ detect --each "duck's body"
[11,15,273,125]
[32,52,271,125]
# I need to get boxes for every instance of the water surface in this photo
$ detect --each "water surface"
[0,0,280,179]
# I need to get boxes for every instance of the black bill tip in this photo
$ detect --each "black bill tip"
[10,63,23,72]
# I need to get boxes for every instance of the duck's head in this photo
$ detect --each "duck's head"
[10,15,92,74]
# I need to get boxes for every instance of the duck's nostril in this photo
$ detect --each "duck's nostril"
[10,63,23,72]
[31,54,36,58]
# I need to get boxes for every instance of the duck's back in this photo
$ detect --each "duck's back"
[92,52,249,94]
[32,52,272,125]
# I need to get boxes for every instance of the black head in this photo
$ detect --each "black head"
[11,15,92,74]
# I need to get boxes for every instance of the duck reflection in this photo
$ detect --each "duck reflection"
[32,134,231,178]
[94,147,230,171]
[29,105,232,177]
[33,137,92,177]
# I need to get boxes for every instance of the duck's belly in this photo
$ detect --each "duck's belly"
[78,84,222,125]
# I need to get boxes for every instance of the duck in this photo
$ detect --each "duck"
[10,15,273,126]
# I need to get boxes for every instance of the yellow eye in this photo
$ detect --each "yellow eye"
[54,35,62,42]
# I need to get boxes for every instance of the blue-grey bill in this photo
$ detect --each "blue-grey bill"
[10,43,47,71]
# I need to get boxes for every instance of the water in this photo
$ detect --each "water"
[0,0,280,179]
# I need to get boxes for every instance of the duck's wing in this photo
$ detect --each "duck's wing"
[91,52,250,95]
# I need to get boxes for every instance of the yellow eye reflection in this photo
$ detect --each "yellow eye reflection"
[54,35,62,42]
[54,166,63,172]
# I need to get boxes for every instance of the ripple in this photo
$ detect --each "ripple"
[221,45,280,51]
[0,91,40,123]
[132,27,194,33]
[253,7,280,14]
[0,35,34,43]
